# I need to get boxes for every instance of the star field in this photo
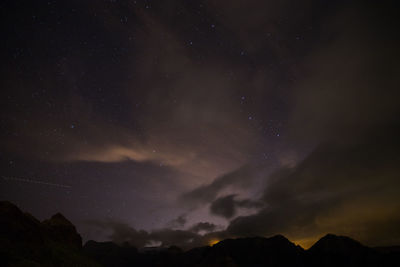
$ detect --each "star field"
[1,0,400,249]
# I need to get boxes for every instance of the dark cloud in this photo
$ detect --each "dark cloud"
[167,214,187,228]
[87,220,150,248]
[236,198,264,210]
[210,194,264,219]
[189,222,217,233]
[150,229,200,248]
[88,220,217,249]
[180,164,263,206]
[210,195,237,218]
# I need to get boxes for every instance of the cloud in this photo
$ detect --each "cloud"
[210,194,264,219]
[189,222,217,233]
[87,220,150,248]
[1,0,264,187]
[215,2,400,247]
[286,2,400,146]
[180,164,262,206]
[88,219,220,249]
[210,195,237,218]
[225,126,400,246]
[167,214,187,228]
[206,3,400,247]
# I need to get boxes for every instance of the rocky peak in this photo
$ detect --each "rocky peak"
[0,201,43,245]
[43,212,75,227]
[42,212,82,248]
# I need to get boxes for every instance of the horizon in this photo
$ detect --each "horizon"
[1,200,384,251]
[1,0,400,252]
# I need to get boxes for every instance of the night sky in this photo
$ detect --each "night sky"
[1,0,400,249]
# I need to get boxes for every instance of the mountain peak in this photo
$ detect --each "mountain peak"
[42,213,82,248]
[44,212,74,226]
[309,233,370,254]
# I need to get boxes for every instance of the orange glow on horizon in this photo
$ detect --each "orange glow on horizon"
[292,237,319,249]
[209,239,220,246]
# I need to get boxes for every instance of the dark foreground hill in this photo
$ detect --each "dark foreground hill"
[1,201,399,267]
[0,201,100,267]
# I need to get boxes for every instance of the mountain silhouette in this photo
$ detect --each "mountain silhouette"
[84,241,139,267]
[189,235,304,266]
[307,234,380,267]
[0,201,100,267]
[42,213,82,248]
[1,201,399,267]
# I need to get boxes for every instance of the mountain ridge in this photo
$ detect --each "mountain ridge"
[1,201,399,267]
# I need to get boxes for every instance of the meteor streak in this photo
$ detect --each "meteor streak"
[1,176,72,188]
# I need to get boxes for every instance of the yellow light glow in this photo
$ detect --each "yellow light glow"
[209,239,220,246]
[292,237,318,249]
